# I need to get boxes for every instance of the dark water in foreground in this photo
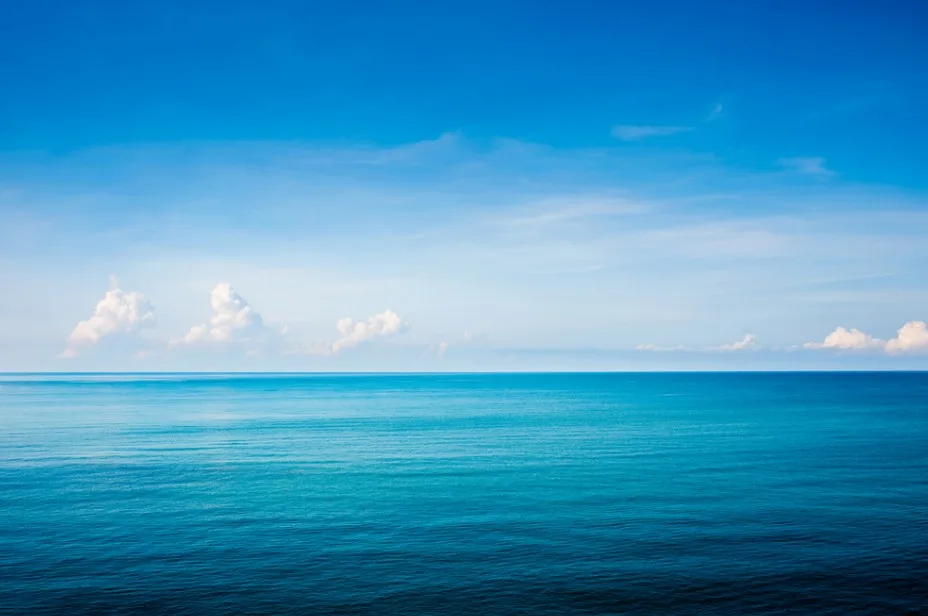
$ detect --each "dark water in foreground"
[1,372,926,615]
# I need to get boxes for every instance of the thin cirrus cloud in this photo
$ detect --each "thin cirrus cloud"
[612,103,722,142]
[635,344,689,352]
[61,278,155,357]
[778,156,834,177]
[805,321,928,353]
[611,125,693,141]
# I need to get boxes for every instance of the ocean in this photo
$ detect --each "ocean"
[1,372,926,615]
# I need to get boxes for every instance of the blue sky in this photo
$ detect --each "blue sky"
[1,0,927,370]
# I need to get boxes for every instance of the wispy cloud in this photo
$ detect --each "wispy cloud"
[432,332,477,359]
[779,157,834,177]
[492,196,647,231]
[613,102,723,142]
[716,333,758,351]
[636,334,758,353]
[5,134,927,370]
[635,344,689,352]
[611,125,693,141]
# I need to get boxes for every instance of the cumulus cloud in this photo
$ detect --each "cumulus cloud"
[778,156,834,177]
[885,321,928,354]
[330,309,408,354]
[176,283,281,347]
[174,286,404,357]
[62,279,155,357]
[805,321,928,354]
[611,125,692,141]
[804,326,883,350]
[716,333,758,351]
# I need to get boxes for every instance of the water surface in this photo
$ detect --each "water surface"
[1,373,926,614]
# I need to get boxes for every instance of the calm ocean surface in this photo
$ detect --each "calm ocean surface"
[1,373,926,615]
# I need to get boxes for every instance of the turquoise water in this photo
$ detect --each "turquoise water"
[1,373,926,614]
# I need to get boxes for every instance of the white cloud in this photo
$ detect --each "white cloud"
[716,333,758,351]
[62,279,155,357]
[330,309,408,354]
[778,157,834,177]
[176,283,280,347]
[494,196,647,231]
[886,321,928,354]
[805,322,928,354]
[432,332,478,358]
[706,103,724,122]
[634,344,689,352]
[175,286,405,357]
[635,335,758,352]
[611,125,692,141]
[804,326,883,350]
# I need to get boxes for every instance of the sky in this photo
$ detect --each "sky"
[1,0,927,371]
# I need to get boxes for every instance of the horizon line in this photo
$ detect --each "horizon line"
[2,370,927,376]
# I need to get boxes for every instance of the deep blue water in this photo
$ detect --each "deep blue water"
[1,373,926,615]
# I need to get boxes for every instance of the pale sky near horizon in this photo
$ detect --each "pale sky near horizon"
[1,0,927,371]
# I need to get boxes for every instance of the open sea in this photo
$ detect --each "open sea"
[1,372,926,615]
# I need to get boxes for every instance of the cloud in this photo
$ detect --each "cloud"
[634,344,689,352]
[175,285,405,357]
[611,125,692,141]
[432,332,478,359]
[706,103,724,122]
[716,333,758,351]
[330,309,408,354]
[778,157,834,177]
[636,334,758,352]
[176,283,281,347]
[805,322,928,353]
[885,321,928,354]
[62,278,155,357]
[494,197,647,231]
[804,326,883,350]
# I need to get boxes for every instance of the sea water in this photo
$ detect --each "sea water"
[1,373,926,614]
